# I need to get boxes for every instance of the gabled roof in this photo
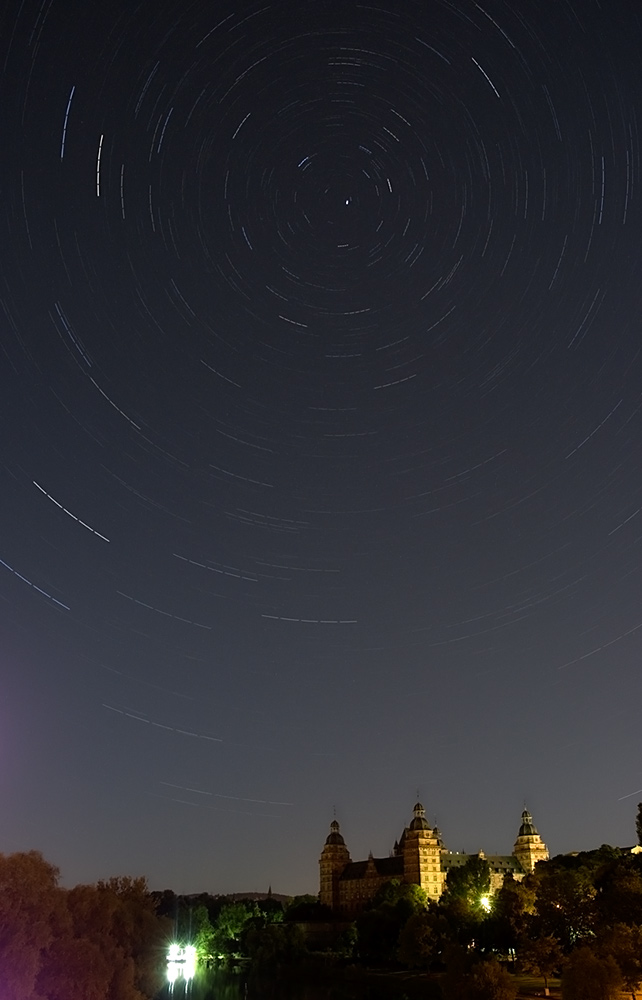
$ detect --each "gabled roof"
[339,855,404,881]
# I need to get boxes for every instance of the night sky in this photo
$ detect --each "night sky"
[2,0,642,897]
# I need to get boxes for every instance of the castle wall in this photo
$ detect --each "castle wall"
[319,806,548,914]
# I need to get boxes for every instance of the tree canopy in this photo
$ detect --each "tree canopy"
[0,851,169,1000]
[443,855,491,910]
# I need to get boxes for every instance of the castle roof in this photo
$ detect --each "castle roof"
[339,855,404,881]
[517,809,539,838]
[324,819,346,846]
[409,801,430,830]
[441,853,524,874]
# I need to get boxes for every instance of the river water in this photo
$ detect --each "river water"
[155,967,430,1000]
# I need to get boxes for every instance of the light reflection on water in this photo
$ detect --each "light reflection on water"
[166,945,197,993]
[156,969,420,1000]
[157,969,247,1000]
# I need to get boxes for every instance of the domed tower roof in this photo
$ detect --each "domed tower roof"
[409,801,430,830]
[518,809,538,837]
[325,819,346,846]
[513,808,548,873]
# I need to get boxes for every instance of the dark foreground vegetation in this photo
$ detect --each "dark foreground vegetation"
[0,851,170,999]
[4,806,642,1000]
[160,804,642,1000]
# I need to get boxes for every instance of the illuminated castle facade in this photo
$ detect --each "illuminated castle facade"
[319,803,548,915]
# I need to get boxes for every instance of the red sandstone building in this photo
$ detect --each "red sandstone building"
[320,802,548,915]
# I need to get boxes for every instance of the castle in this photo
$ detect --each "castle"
[320,803,548,915]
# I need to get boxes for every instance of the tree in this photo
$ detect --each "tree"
[438,894,480,948]
[257,895,284,923]
[210,901,258,962]
[562,946,621,1000]
[243,922,306,971]
[0,851,64,1000]
[283,894,329,922]
[356,903,403,965]
[397,912,437,968]
[0,852,168,1000]
[336,922,358,959]
[438,859,493,952]
[441,954,516,1000]
[636,803,642,847]
[38,876,168,1000]
[530,862,596,948]
[193,905,217,962]
[96,876,168,997]
[371,879,428,911]
[597,923,642,1000]
[443,856,491,910]
[595,856,642,927]
[519,935,564,996]
[487,875,535,956]
[37,932,112,1000]
[467,958,517,1000]
[356,880,429,965]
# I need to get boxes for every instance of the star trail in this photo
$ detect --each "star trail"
[1,0,642,895]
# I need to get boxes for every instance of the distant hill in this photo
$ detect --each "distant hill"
[174,890,292,905]
[212,891,292,904]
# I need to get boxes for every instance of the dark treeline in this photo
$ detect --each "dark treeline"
[0,850,170,1000]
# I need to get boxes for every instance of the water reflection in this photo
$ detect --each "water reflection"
[166,944,197,994]
[156,968,432,1000]
[157,968,246,1000]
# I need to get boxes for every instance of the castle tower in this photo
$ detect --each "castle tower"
[402,802,446,899]
[319,820,351,910]
[513,809,549,873]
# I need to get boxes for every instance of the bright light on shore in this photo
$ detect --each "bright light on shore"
[480,895,491,912]
[167,944,196,983]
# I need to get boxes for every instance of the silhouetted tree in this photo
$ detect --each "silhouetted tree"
[0,851,64,1000]
[519,935,564,997]
[442,856,491,909]
[208,900,259,963]
[442,953,516,1000]
[0,858,169,1000]
[356,879,429,965]
[438,860,493,952]
[562,946,621,1000]
[487,874,535,956]
[371,879,427,908]
[466,958,517,1000]
[244,921,306,971]
[596,923,642,1000]
[284,894,330,922]
[529,860,596,948]
[595,855,642,927]
[397,911,438,968]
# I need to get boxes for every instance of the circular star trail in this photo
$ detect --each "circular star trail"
[2,0,642,892]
